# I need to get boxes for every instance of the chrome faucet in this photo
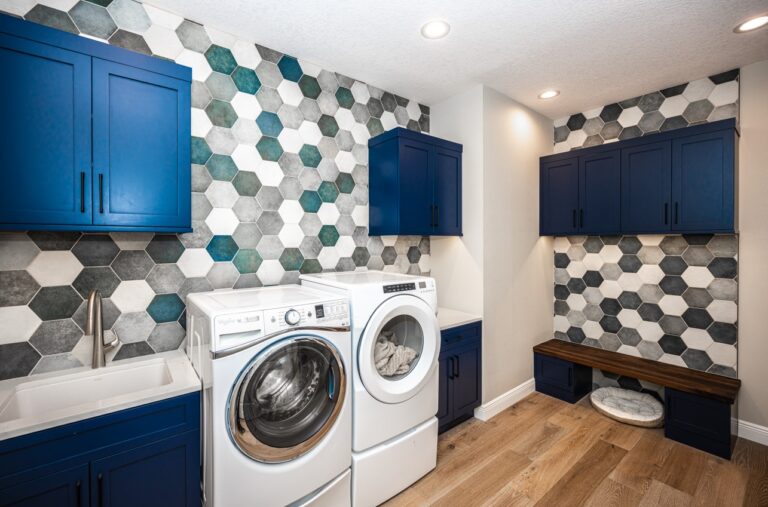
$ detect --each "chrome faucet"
[85,290,118,368]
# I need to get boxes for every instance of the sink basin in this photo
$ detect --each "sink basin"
[0,351,199,440]
[0,358,172,423]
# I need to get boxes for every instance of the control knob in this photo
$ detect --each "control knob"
[284,309,301,325]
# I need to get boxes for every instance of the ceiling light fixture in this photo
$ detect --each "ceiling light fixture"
[538,89,560,100]
[421,20,451,40]
[734,14,768,33]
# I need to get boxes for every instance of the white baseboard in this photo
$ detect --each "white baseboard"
[473,378,535,421]
[734,418,768,446]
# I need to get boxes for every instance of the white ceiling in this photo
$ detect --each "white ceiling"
[142,0,768,119]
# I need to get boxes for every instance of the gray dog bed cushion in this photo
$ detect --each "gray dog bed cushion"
[590,387,664,428]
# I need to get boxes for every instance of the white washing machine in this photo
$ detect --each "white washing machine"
[300,272,440,507]
[186,285,353,507]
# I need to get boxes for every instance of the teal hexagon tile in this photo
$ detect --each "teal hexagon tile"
[147,293,185,323]
[256,111,283,137]
[232,171,262,196]
[206,235,239,261]
[277,55,302,82]
[299,144,322,167]
[191,136,213,164]
[318,115,339,137]
[335,173,355,194]
[256,137,284,162]
[69,1,117,40]
[206,154,238,181]
[299,75,321,99]
[318,225,339,246]
[232,66,260,94]
[205,100,238,128]
[205,45,237,74]
[317,181,339,203]
[233,249,263,274]
[299,191,322,212]
[335,87,354,109]
[300,258,322,274]
[279,248,304,271]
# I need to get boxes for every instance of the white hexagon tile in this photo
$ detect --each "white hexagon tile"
[0,0,431,380]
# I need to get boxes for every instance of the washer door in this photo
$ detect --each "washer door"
[228,336,346,463]
[358,295,440,404]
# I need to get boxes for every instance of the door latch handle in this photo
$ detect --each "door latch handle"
[80,172,85,213]
[98,174,104,214]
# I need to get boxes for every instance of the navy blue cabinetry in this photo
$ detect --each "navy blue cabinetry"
[0,14,191,233]
[540,119,737,236]
[369,128,462,236]
[438,321,482,433]
[0,392,200,507]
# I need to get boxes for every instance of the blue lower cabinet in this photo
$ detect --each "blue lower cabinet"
[0,465,88,507]
[438,322,482,433]
[0,392,200,507]
[533,353,592,403]
[664,388,733,459]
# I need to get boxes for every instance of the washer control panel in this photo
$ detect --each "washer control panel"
[264,299,349,333]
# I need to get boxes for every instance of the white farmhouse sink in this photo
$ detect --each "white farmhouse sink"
[0,351,200,440]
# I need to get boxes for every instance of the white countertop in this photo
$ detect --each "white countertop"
[437,307,482,330]
[0,350,200,441]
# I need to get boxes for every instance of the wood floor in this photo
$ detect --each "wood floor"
[384,393,768,507]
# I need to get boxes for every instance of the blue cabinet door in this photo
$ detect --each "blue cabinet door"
[540,157,579,235]
[451,344,481,418]
[671,130,734,232]
[398,138,433,234]
[0,465,88,507]
[433,147,462,235]
[92,58,190,230]
[621,141,672,233]
[437,355,452,429]
[579,150,621,234]
[91,429,199,507]
[0,32,92,227]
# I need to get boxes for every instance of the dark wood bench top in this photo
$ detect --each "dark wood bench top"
[533,339,741,404]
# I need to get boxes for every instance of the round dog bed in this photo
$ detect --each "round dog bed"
[590,387,664,428]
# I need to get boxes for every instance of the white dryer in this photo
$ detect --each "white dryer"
[186,286,352,507]
[300,272,440,507]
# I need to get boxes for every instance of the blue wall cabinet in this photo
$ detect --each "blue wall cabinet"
[438,321,482,433]
[540,119,737,236]
[0,14,191,232]
[0,392,200,507]
[369,128,463,236]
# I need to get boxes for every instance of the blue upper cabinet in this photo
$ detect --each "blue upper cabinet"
[369,128,463,236]
[540,119,737,236]
[0,14,191,232]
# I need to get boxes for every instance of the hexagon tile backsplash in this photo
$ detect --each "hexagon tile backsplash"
[554,235,738,378]
[0,0,431,380]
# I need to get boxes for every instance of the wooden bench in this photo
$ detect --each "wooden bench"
[533,339,741,459]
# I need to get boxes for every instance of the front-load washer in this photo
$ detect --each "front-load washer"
[300,271,440,506]
[186,285,352,507]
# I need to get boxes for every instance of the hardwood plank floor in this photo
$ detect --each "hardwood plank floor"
[384,393,768,507]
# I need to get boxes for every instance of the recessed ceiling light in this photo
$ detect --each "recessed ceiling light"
[421,20,451,40]
[538,89,560,100]
[734,14,768,33]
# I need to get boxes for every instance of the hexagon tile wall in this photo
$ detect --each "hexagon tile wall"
[0,0,431,380]
[553,70,739,152]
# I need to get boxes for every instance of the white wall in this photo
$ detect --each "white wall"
[736,59,768,428]
[481,87,554,400]
[430,85,553,403]
[429,85,485,316]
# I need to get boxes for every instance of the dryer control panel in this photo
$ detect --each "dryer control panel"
[264,299,350,333]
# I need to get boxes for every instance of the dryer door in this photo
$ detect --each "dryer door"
[228,336,346,463]
[358,295,440,404]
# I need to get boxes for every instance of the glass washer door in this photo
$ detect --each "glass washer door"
[358,295,440,404]
[228,335,346,463]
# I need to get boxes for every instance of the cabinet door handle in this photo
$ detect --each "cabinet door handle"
[429,205,435,228]
[674,202,679,225]
[435,205,439,228]
[98,472,104,507]
[572,209,576,228]
[447,357,455,379]
[80,172,85,213]
[75,480,82,506]
[454,356,460,378]
[579,209,584,228]
[98,174,104,214]
[664,203,669,225]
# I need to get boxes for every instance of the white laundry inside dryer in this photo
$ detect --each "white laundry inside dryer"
[373,315,422,378]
